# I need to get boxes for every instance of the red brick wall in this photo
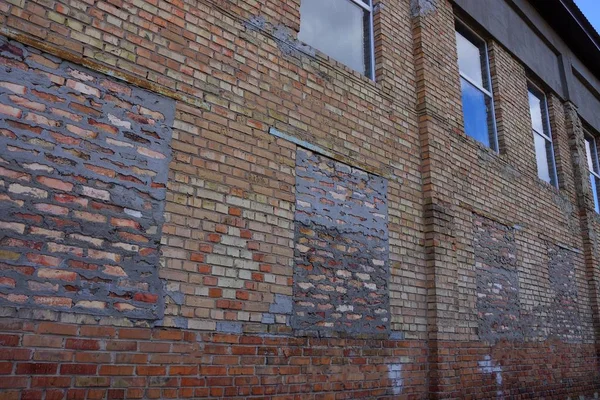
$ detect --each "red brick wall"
[0,319,428,399]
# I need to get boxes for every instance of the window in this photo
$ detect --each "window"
[527,84,558,186]
[455,23,497,150]
[585,134,600,213]
[298,0,375,79]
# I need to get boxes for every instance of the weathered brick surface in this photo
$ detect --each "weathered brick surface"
[293,148,389,335]
[547,246,582,341]
[412,0,598,397]
[474,214,521,343]
[0,0,599,397]
[0,37,175,319]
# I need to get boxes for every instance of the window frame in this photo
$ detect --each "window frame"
[527,82,558,187]
[455,20,499,152]
[298,0,376,80]
[585,133,600,213]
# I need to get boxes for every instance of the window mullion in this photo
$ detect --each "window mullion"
[533,128,552,142]
[460,74,492,97]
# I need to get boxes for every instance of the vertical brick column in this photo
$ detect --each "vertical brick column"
[410,0,464,397]
[565,102,600,344]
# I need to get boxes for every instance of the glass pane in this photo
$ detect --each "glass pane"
[456,30,484,87]
[534,132,556,185]
[461,78,493,148]
[299,0,367,75]
[528,90,545,135]
[590,174,600,213]
[585,138,594,172]
[585,136,599,174]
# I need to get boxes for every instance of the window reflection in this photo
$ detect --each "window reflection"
[456,31,484,87]
[585,135,600,212]
[528,91,544,134]
[534,133,551,183]
[455,23,496,150]
[528,87,556,186]
[299,0,371,76]
[461,78,492,148]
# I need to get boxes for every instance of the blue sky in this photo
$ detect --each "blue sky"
[574,0,600,33]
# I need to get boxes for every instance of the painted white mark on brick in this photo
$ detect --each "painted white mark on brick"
[387,364,403,395]
[479,355,503,398]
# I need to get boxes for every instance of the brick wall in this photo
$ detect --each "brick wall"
[412,0,599,397]
[0,0,599,398]
[0,319,428,399]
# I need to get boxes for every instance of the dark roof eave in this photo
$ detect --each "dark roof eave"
[531,0,600,77]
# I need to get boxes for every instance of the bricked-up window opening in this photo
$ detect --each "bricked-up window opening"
[455,22,498,151]
[298,0,375,79]
[292,148,389,335]
[584,133,600,213]
[528,84,558,187]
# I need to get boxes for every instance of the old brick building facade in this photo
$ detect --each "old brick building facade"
[0,0,599,398]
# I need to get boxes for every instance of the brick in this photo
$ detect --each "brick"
[1,348,31,360]
[99,365,134,375]
[15,363,58,375]
[0,81,26,94]
[22,335,63,348]
[0,221,25,234]
[136,366,166,376]
[133,293,158,303]
[34,296,72,308]
[8,183,47,198]
[81,186,110,201]
[0,377,27,388]
[0,277,16,287]
[31,376,71,388]
[65,339,100,350]
[34,203,69,215]
[0,166,29,181]
[66,80,100,97]
[73,211,106,223]
[118,328,151,340]
[66,124,97,139]
[36,176,74,192]
[0,334,19,346]
[27,254,61,267]
[37,322,78,336]
[61,364,98,375]
[54,194,88,207]
[9,95,45,112]
[0,104,22,118]
[110,217,140,229]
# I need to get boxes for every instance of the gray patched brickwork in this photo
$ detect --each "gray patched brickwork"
[548,246,582,341]
[0,38,175,319]
[474,214,523,342]
[292,148,389,335]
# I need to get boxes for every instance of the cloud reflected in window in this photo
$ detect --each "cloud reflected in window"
[299,0,371,76]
